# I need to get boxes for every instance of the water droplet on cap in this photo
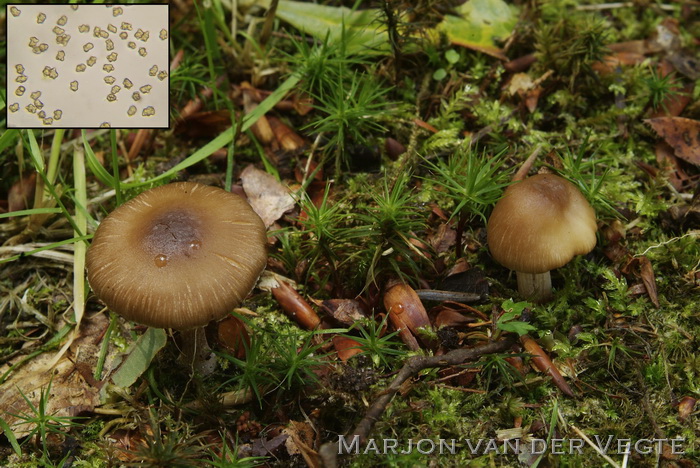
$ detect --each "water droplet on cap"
[154,254,168,267]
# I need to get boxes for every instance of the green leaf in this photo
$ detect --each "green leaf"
[497,299,535,336]
[499,299,529,322]
[438,0,518,59]
[242,0,516,58]
[239,0,388,54]
[433,68,447,81]
[110,328,167,389]
[498,321,537,336]
[275,1,388,54]
[444,49,460,65]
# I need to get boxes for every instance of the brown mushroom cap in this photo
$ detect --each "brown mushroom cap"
[87,182,267,329]
[487,174,597,274]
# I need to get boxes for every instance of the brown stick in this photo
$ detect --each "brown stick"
[317,336,516,467]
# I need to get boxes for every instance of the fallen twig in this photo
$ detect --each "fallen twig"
[568,424,622,468]
[318,336,516,467]
[414,289,484,303]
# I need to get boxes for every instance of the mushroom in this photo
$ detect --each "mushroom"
[87,182,267,372]
[486,174,597,302]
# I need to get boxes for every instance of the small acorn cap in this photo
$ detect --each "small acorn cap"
[87,182,267,329]
[487,174,596,300]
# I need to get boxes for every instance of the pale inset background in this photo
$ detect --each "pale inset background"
[7,4,169,128]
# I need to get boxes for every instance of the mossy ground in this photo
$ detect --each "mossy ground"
[1,0,699,467]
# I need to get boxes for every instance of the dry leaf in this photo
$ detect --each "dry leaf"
[428,223,456,255]
[645,117,700,166]
[434,308,478,329]
[504,72,549,113]
[523,87,542,113]
[240,165,295,227]
[315,298,367,326]
[332,335,363,362]
[667,53,700,80]
[242,84,275,146]
[267,116,305,152]
[8,173,36,212]
[608,40,659,55]
[506,73,535,97]
[678,396,697,422]
[651,20,681,53]
[284,421,318,467]
[217,315,250,359]
[654,141,687,191]
[239,433,289,458]
[284,92,314,116]
[622,256,660,307]
[592,52,646,75]
[639,256,660,308]
[520,334,575,397]
[0,314,108,438]
[175,111,232,139]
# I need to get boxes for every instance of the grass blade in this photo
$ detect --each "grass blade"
[0,235,92,265]
[0,208,62,219]
[0,129,19,154]
[83,130,115,187]
[111,328,168,389]
[123,72,301,188]
[0,415,22,456]
[47,143,89,368]
[109,130,123,205]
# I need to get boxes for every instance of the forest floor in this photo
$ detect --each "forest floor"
[0,0,699,467]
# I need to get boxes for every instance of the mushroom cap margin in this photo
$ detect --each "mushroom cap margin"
[86,182,267,329]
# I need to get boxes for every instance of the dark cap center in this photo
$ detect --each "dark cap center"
[142,211,202,266]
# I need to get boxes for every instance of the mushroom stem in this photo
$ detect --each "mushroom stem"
[516,271,552,302]
[179,327,217,376]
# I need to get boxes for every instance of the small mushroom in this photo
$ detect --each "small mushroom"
[487,174,596,301]
[87,182,267,372]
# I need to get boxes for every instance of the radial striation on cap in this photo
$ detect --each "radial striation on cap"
[487,174,597,274]
[87,182,267,329]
